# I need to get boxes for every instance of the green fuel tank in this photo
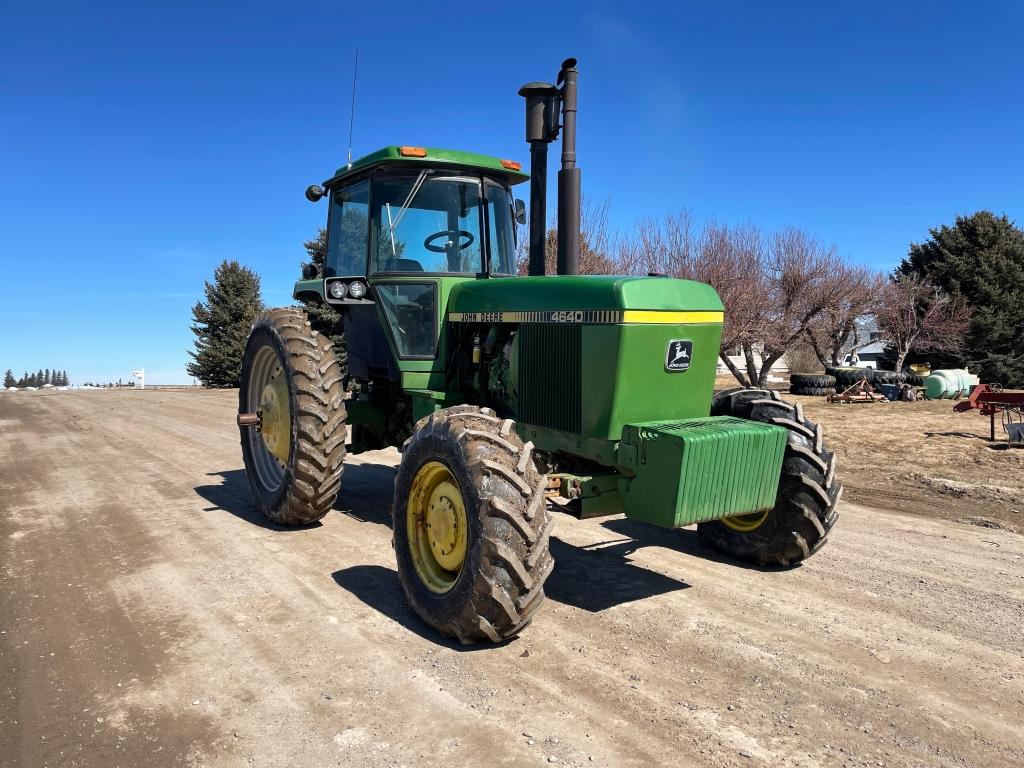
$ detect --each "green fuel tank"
[924,369,978,399]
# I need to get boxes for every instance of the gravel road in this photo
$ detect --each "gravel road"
[1,390,1022,768]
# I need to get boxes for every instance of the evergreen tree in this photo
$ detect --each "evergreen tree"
[35,369,44,386]
[899,211,1024,387]
[187,260,266,387]
[63,370,70,386]
[3,370,14,388]
[299,228,347,357]
[44,368,51,385]
[19,371,28,387]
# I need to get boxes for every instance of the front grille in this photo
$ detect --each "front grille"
[516,324,581,433]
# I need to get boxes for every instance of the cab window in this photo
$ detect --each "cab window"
[485,181,516,275]
[326,179,369,277]
[375,282,436,358]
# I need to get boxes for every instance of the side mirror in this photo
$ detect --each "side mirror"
[301,263,319,280]
[305,184,326,203]
[514,199,527,225]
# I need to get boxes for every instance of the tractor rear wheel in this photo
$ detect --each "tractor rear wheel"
[239,307,346,525]
[697,388,841,566]
[392,406,554,644]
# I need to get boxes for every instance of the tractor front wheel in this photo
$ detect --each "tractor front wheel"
[697,388,841,566]
[393,406,554,644]
[238,308,346,525]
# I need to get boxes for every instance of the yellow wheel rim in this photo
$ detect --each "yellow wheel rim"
[259,364,291,465]
[406,461,468,594]
[721,508,771,533]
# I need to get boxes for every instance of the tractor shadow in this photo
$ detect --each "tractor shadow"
[543,534,693,612]
[195,461,396,530]
[599,517,783,572]
[330,565,509,651]
[194,469,321,531]
[330,459,396,526]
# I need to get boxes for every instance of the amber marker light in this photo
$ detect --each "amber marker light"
[500,159,522,171]
[399,146,427,157]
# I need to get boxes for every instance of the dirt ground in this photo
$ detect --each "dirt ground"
[1,389,1022,768]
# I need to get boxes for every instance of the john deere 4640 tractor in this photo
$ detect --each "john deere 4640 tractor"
[238,59,840,644]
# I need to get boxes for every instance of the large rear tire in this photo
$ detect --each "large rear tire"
[239,308,346,525]
[697,388,841,566]
[393,406,554,644]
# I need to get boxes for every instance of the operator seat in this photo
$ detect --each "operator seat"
[381,258,424,272]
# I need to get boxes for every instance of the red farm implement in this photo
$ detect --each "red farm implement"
[953,384,1024,443]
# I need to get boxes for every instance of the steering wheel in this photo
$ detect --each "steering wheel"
[424,229,475,253]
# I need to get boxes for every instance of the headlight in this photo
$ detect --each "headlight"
[348,281,366,299]
[328,281,347,299]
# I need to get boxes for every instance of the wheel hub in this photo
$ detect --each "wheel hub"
[425,482,465,570]
[407,462,468,593]
[258,365,290,465]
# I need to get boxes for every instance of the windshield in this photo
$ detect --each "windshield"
[370,171,515,275]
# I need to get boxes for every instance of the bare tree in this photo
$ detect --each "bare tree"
[634,215,775,385]
[804,266,885,367]
[873,274,970,371]
[726,227,851,387]
[785,337,826,373]
[518,200,883,388]
[517,197,619,275]
[638,219,850,387]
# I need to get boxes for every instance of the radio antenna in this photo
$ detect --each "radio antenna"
[347,49,359,166]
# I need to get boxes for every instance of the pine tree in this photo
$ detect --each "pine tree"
[44,368,51,385]
[187,260,266,387]
[35,369,44,386]
[3,370,14,388]
[899,211,1024,387]
[19,371,28,387]
[299,228,347,358]
[63,370,70,386]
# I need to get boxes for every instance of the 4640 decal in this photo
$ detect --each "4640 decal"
[449,310,623,324]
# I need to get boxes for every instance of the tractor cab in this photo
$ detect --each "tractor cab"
[293,146,529,404]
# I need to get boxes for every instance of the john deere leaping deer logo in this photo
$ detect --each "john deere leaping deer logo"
[665,340,693,372]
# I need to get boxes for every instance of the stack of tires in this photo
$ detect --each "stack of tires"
[825,367,923,386]
[789,373,836,396]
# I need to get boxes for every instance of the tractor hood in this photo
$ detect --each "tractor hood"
[447,275,724,317]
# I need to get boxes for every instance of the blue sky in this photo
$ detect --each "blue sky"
[2,1,1022,384]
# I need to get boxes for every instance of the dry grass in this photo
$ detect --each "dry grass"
[797,394,1024,531]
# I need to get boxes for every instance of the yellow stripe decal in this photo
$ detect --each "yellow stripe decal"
[621,310,724,324]
[447,310,723,325]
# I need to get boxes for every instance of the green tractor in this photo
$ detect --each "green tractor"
[237,59,840,644]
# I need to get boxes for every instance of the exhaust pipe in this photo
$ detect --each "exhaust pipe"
[519,58,582,276]
[556,59,580,277]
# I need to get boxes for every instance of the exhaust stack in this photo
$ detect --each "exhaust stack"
[518,58,581,276]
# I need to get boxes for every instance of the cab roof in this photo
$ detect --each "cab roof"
[325,146,530,187]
